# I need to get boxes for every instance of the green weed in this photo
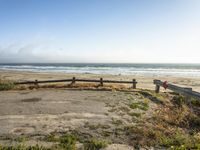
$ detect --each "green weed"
[84,139,108,150]
[0,80,15,91]
[128,112,142,118]
[59,134,76,150]
[130,101,149,111]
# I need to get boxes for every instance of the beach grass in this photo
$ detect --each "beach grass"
[129,101,149,111]
[0,80,15,91]
[84,138,108,150]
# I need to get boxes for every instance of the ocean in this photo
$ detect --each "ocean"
[0,63,200,77]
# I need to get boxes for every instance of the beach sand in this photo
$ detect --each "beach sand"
[1,70,200,92]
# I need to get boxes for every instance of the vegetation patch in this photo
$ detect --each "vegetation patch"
[159,130,189,147]
[128,112,142,118]
[59,134,76,150]
[172,95,186,107]
[130,100,149,111]
[0,80,15,91]
[138,90,165,105]
[85,122,110,130]
[0,144,50,150]
[111,118,123,125]
[84,138,108,150]
[191,97,200,107]
[45,133,59,142]
[159,130,200,149]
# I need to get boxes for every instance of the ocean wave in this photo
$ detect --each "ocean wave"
[0,64,200,77]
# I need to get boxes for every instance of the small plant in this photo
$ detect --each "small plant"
[191,97,200,107]
[0,144,50,150]
[159,130,188,147]
[84,139,108,150]
[159,131,200,149]
[86,123,110,130]
[119,106,130,112]
[187,113,200,129]
[172,95,186,107]
[46,133,59,142]
[27,144,51,150]
[130,101,149,111]
[128,112,142,118]
[138,90,166,104]
[59,134,77,150]
[0,80,15,91]
[111,118,123,125]
[15,136,27,143]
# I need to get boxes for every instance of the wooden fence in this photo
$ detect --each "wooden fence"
[153,79,200,99]
[14,77,137,89]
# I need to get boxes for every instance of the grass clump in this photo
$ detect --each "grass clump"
[111,118,123,125]
[130,100,149,111]
[159,130,200,149]
[0,80,15,91]
[128,112,142,118]
[15,136,28,143]
[172,95,186,107]
[59,134,76,150]
[45,133,59,142]
[159,130,188,147]
[187,113,200,130]
[84,122,110,130]
[0,144,50,150]
[191,97,200,107]
[84,139,108,150]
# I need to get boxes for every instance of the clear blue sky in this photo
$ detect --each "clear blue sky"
[0,0,200,63]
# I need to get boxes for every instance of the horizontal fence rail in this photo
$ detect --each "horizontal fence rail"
[153,79,200,99]
[14,77,137,89]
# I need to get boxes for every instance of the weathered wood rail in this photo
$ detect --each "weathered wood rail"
[14,77,137,89]
[154,79,200,99]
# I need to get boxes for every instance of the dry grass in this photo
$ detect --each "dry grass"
[14,82,133,91]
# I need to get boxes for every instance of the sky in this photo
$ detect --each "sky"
[0,0,200,63]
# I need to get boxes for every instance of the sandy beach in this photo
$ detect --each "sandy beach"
[1,70,200,92]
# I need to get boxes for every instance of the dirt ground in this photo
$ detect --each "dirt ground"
[0,88,160,149]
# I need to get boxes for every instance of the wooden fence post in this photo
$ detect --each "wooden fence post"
[34,80,38,86]
[72,77,76,85]
[132,79,136,89]
[184,88,192,101]
[155,85,160,93]
[100,78,103,86]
